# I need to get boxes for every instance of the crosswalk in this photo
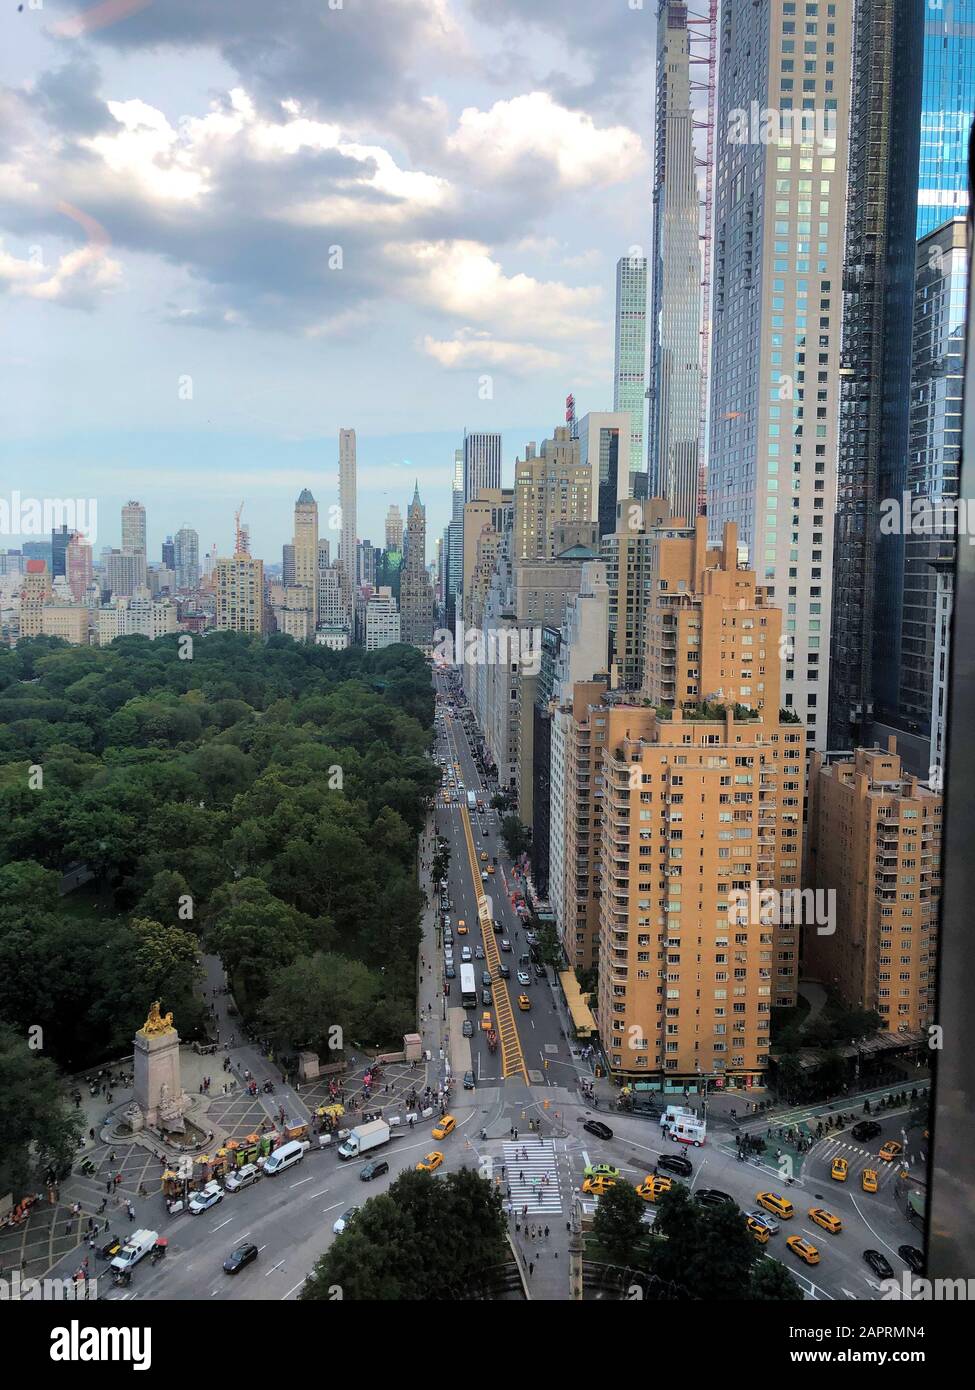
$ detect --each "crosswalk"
[504,1139,562,1215]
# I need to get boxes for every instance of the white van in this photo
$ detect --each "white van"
[110,1229,158,1272]
[262,1140,308,1175]
[224,1162,261,1192]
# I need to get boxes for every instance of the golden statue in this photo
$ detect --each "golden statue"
[140,1000,175,1036]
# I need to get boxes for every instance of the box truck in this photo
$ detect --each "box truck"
[337,1119,391,1160]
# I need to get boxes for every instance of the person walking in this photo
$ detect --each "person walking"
[528,1261,534,1278]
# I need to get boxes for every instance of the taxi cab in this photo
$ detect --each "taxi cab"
[879,1140,903,1162]
[457,920,468,934]
[517,994,531,1011]
[480,1011,493,1031]
[431,1115,456,1140]
[487,865,495,874]
[756,1191,794,1219]
[831,1156,849,1182]
[480,851,488,862]
[416,1151,444,1173]
[636,1174,672,1203]
[861,1167,879,1193]
[584,1163,620,1181]
[808,1206,843,1234]
[581,1175,616,1197]
[786,1235,821,1266]
[745,1215,771,1244]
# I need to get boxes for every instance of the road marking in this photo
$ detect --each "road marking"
[210,1216,234,1231]
[281,1279,306,1300]
[309,1187,331,1198]
[264,1259,286,1276]
[290,1174,315,1188]
[321,1201,342,1214]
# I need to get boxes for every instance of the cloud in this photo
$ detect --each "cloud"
[0,236,122,305]
[421,329,563,374]
[446,92,642,189]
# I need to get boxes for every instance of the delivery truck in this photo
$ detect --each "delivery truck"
[110,1229,159,1274]
[467,790,477,811]
[337,1119,391,1160]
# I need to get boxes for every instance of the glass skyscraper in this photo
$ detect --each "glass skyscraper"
[917,0,975,238]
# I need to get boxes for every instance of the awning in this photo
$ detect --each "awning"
[559,970,596,1039]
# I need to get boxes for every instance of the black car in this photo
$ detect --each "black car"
[695,1188,737,1209]
[898,1245,924,1275]
[851,1120,882,1142]
[493,920,503,933]
[498,963,510,978]
[533,963,547,979]
[657,1153,693,1179]
[463,1070,476,1090]
[223,1243,259,1274]
[445,964,456,979]
[863,1249,895,1280]
[462,1018,473,1037]
[582,1120,613,1140]
[482,970,492,986]
[481,987,492,1005]
[359,1158,389,1181]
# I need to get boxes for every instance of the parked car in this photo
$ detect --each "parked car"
[899,1245,924,1275]
[223,1243,258,1274]
[224,1164,260,1193]
[534,963,547,979]
[582,1120,613,1141]
[462,1019,473,1037]
[863,1249,895,1279]
[188,1181,223,1215]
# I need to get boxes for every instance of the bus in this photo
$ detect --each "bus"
[459,963,477,1009]
[467,790,477,811]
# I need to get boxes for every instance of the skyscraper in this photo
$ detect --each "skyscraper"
[708,0,854,751]
[174,526,200,591]
[121,500,146,555]
[215,553,264,633]
[400,481,434,647]
[463,430,502,503]
[65,532,93,603]
[293,488,319,628]
[51,524,71,580]
[161,536,175,570]
[648,0,703,528]
[827,0,925,750]
[282,543,296,589]
[445,450,464,627]
[339,429,357,620]
[385,504,403,552]
[613,254,647,481]
[916,0,975,237]
[577,411,630,541]
[513,426,592,561]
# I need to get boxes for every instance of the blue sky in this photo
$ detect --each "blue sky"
[0,0,665,561]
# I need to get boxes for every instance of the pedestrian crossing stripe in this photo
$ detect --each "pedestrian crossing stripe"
[503,1140,562,1215]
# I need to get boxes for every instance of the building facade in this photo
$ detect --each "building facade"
[215,553,264,633]
[614,254,648,481]
[463,430,502,503]
[400,482,434,647]
[339,428,357,621]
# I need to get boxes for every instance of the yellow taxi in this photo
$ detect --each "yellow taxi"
[581,1175,617,1197]
[517,994,532,1011]
[432,1115,456,1140]
[635,1174,672,1203]
[861,1167,879,1193]
[786,1235,821,1266]
[808,1207,843,1235]
[745,1215,771,1244]
[480,1011,493,1031]
[416,1150,444,1173]
[487,865,495,874]
[457,920,468,934]
[879,1140,903,1162]
[831,1156,849,1182]
[479,851,488,862]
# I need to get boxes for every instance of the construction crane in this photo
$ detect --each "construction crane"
[234,501,247,555]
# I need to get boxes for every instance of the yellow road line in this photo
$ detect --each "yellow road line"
[460,804,527,1083]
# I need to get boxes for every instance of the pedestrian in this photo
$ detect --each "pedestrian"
[519,1170,524,1182]
[544,1225,549,1238]
[513,1127,518,1140]
[528,1261,534,1277]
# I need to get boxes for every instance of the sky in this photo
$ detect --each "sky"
[0,0,666,563]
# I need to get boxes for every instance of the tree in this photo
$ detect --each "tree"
[302,1166,506,1301]
[592,1182,646,1266]
[262,952,378,1052]
[749,1256,805,1300]
[500,814,531,860]
[0,1024,82,1198]
[648,1188,760,1300]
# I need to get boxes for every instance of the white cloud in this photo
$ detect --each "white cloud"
[446,92,643,189]
[387,238,602,338]
[0,239,122,304]
[421,329,562,374]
